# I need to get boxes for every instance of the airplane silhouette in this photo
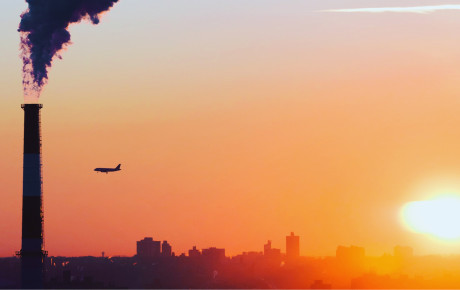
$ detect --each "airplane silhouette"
[94,164,121,174]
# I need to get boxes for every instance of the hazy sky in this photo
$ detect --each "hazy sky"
[3,0,460,257]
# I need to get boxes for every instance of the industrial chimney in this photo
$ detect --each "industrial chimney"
[17,104,47,288]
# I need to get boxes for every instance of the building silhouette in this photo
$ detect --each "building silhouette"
[264,240,272,256]
[162,241,172,257]
[137,237,161,258]
[264,240,281,259]
[286,232,300,261]
[188,246,201,258]
[201,247,226,264]
[5,237,459,289]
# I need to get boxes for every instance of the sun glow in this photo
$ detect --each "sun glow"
[402,196,460,239]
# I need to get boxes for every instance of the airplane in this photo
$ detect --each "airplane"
[94,164,121,174]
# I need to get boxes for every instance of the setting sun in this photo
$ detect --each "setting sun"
[402,196,460,239]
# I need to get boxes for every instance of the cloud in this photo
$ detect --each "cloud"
[322,4,460,14]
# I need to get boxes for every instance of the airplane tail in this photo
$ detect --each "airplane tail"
[116,164,121,170]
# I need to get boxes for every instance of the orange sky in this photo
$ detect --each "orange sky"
[3,1,460,257]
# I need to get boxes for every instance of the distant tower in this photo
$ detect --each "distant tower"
[17,104,47,288]
[264,240,272,256]
[201,247,226,264]
[161,241,172,257]
[286,232,300,261]
[137,237,161,258]
[188,246,201,258]
[264,240,281,260]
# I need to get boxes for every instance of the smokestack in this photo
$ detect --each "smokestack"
[18,104,47,289]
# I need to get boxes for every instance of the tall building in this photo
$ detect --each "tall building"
[264,240,272,256]
[137,237,161,258]
[264,240,281,259]
[162,241,172,257]
[263,240,282,266]
[188,246,201,258]
[201,247,226,264]
[286,232,300,260]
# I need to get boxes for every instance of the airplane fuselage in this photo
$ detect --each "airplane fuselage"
[94,164,121,174]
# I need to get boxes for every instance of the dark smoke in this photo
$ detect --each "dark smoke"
[19,0,119,98]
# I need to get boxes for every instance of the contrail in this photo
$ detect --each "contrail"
[322,4,460,14]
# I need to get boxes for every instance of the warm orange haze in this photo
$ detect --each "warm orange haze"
[4,0,460,265]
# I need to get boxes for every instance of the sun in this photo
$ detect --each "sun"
[402,196,460,239]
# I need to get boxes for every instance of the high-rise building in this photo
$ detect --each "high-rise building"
[162,241,172,257]
[286,232,300,260]
[264,241,282,265]
[264,240,272,256]
[188,246,201,258]
[136,237,161,258]
[201,247,226,264]
[264,240,281,259]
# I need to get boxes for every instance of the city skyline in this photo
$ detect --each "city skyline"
[2,234,450,289]
[4,0,460,259]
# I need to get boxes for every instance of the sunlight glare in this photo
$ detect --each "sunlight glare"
[403,196,460,239]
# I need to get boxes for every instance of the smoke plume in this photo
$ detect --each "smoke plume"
[19,0,119,99]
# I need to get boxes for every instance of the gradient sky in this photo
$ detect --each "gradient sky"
[3,0,460,257]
